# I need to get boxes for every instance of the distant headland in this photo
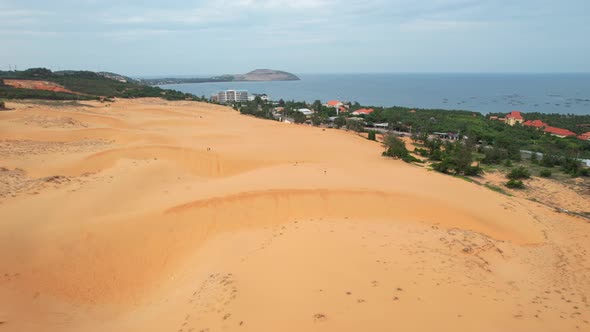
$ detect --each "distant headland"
[141,69,300,85]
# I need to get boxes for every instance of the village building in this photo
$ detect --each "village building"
[523,119,549,128]
[297,108,314,116]
[504,110,524,126]
[543,126,576,138]
[433,132,460,140]
[351,108,375,116]
[325,100,343,108]
[248,93,270,102]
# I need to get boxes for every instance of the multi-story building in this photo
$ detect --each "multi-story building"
[216,90,249,103]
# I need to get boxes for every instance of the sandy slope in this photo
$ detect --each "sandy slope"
[0,99,589,332]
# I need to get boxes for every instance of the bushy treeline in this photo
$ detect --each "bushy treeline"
[0,68,199,101]
[0,85,95,100]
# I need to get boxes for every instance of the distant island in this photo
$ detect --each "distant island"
[141,69,300,86]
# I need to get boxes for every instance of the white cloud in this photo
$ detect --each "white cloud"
[102,0,334,26]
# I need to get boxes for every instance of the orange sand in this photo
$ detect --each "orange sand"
[0,99,589,332]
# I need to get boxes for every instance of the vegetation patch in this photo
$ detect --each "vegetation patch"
[507,166,531,180]
[0,68,199,101]
[539,169,552,178]
[506,179,526,189]
[484,183,513,196]
[382,134,420,163]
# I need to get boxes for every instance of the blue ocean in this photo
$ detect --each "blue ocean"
[162,73,590,115]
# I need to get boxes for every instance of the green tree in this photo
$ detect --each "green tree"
[312,100,323,112]
[382,134,416,163]
[292,111,307,124]
[346,119,365,132]
[425,138,443,155]
[311,114,322,126]
[368,130,377,141]
[333,116,346,129]
[432,140,481,176]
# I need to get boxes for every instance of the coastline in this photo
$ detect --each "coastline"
[163,73,590,115]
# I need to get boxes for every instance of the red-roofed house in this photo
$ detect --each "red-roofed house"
[338,106,348,113]
[505,111,524,126]
[523,119,549,128]
[577,132,590,141]
[544,126,576,138]
[489,116,499,120]
[326,100,345,115]
[326,100,343,108]
[351,108,375,116]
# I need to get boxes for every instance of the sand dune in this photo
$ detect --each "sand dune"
[0,98,588,332]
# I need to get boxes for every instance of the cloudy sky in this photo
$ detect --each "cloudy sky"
[1,0,589,76]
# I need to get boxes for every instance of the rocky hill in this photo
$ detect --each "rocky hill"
[233,69,300,81]
[143,69,300,85]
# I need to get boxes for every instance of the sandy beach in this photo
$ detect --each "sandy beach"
[0,98,588,332]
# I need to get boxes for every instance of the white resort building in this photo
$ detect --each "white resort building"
[216,90,249,103]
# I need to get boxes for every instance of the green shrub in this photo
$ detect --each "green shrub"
[402,154,421,163]
[540,154,560,168]
[482,147,509,164]
[506,179,525,189]
[333,116,346,129]
[429,149,443,161]
[463,165,483,176]
[503,159,513,167]
[346,119,365,132]
[414,148,429,156]
[0,99,5,109]
[432,159,452,174]
[311,114,322,126]
[539,169,552,178]
[507,166,531,180]
[292,111,306,124]
[382,134,412,162]
[367,130,377,141]
[561,157,584,177]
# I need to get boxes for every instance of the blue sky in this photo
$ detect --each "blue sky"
[1,0,589,76]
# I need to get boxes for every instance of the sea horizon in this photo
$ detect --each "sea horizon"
[137,71,590,79]
[162,73,590,115]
